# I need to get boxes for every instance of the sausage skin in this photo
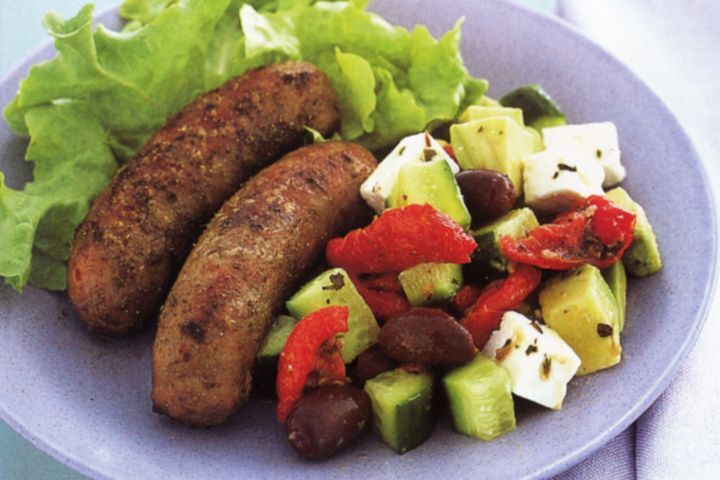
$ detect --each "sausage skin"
[67,61,340,336]
[152,142,376,427]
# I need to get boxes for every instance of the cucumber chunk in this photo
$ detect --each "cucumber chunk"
[605,187,663,276]
[499,84,566,130]
[539,265,622,375]
[443,355,516,441]
[253,315,298,398]
[364,368,434,453]
[388,159,472,230]
[472,208,539,271]
[256,314,298,359]
[397,263,463,306]
[287,268,380,363]
[603,262,628,332]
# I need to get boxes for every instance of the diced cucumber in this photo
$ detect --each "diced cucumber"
[254,315,300,397]
[539,265,622,375]
[605,187,663,276]
[450,117,540,195]
[364,368,434,453]
[499,84,566,131]
[471,208,539,271]
[360,132,458,214]
[397,263,463,307]
[256,315,298,359]
[388,159,472,230]
[286,268,380,363]
[458,105,525,126]
[530,115,567,130]
[443,355,516,441]
[603,262,628,332]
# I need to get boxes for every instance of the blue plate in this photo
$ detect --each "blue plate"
[0,1,716,479]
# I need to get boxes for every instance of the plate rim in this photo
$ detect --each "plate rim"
[0,1,717,479]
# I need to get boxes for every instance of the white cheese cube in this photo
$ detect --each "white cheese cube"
[522,145,605,214]
[482,311,581,410]
[543,122,626,187]
[360,132,459,213]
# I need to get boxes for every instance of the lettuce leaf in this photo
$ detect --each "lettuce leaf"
[1,0,486,291]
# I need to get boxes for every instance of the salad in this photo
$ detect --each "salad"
[262,87,662,459]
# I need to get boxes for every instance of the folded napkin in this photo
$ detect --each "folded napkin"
[554,1,720,478]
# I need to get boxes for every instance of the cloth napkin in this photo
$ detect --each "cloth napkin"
[553,1,720,478]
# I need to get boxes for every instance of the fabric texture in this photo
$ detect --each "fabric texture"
[555,1,720,478]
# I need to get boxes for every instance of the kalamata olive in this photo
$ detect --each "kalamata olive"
[286,384,371,460]
[455,169,517,224]
[349,345,397,386]
[378,307,477,366]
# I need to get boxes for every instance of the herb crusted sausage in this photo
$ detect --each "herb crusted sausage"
[151,142,376,427]
[67,61,340,336]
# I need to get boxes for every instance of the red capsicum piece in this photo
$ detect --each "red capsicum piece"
[461,264,542,349]
[276,306,349,422]
[500,195,636,270]
[326,204,476,274]
[448,284,484,317]
[349,273,411,323]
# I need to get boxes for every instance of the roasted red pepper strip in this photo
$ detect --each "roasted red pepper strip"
[500,195,636,270]
[448,284,484,317]
[326,204,477,274]
[276,306,349,422]
[461,264,542,349]
[442,144,457,161]
[349,273,411,323]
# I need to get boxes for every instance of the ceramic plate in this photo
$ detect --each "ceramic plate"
[0,1,717,479]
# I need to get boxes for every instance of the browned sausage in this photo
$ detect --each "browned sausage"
[67,61,340,336]
[152,142,376,427]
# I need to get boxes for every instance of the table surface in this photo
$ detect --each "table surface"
[0,0,716,479]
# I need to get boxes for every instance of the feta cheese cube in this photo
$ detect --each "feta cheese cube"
[360,132,458,213]
[543,122,626,187]
[522,145,605,214]
[482,311,581,410]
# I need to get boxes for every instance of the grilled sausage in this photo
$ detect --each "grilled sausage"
[152,142,376,427]
[67,61,340,336]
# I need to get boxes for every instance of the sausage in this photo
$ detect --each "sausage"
[151,142,376,427]
[67,61,340,336]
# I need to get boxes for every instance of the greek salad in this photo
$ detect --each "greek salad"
[258,85,662,460]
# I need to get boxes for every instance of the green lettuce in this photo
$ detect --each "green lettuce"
[1,0,486,291]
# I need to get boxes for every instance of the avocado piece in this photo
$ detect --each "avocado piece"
[286,268,380,363]
[388,158,472,230]
[443,354,516,441]
[397,263,463,306]
[605,187,663,276]
[450,117,540,195]
[499,84,566,130]
[458,105,525,125]
[364,368,434,453]
[539,265,622,375]
[603,262,628,332]
[471,208,539,272]
[256,314,297,359]
[479,95,501,107]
